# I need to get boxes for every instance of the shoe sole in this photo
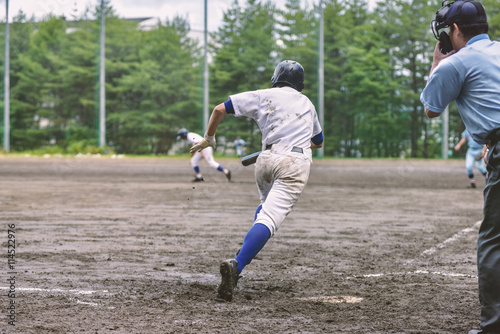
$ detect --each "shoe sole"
[217,261,234,301]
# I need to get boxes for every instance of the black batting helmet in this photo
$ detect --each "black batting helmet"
[271,60,304,92]
[176,128,188,140]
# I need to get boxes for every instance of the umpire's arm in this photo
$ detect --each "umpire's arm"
[425,108,441,118]
[422,42,457,119]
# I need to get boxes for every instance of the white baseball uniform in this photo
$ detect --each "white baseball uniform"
[186,132,221,170]
[229,86,322,236]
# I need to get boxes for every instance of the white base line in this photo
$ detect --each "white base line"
[420,220,482,256]
[0,287,109,295]
[350,220,482,279]
[73,299,99,307]
[348,270,477,279]
[1,223,481,297]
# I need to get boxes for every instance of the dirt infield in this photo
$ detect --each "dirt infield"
[0,156,487,333]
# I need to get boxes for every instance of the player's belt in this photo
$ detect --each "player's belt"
[485,128,500,149]
[265,144,303,154]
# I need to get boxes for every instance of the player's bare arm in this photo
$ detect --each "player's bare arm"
[454,136,467,151]
[190,103,227,153]
[482,144,488,165]
[310,141,322,149]
[206,103,227,136]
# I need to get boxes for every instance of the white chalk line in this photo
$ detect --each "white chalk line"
[73,299,99,307]
[348,270,476,279]
[350,220,482,280]
[420,220,482,256]
[0,222,480,305]
[0,287,110,308]
[0,286,109,295]
[297,295,363,304]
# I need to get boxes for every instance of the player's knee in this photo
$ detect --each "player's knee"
[254,217,276,237]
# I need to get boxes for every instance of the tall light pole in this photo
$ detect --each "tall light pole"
[3,0,9,152]
[318,0,324,158]
[442,105,449,159]
[99,0,106,147]
[203,0,209,132]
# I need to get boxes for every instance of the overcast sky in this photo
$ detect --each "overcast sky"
[1,0,378,33]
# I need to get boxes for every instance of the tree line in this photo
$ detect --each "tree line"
[0,0,499,157]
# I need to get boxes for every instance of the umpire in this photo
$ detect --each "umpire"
[420,1,500,333]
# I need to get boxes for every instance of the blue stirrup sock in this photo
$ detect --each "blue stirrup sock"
[235,223,271,274]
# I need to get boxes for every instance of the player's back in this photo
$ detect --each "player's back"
[187,132,203,145]
[259,87,318,150]
[230,86,321,156]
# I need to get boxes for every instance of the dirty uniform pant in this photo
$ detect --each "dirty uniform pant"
[253,149,311,237]
[479,141,500,332]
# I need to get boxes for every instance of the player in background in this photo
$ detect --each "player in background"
[420,1,500,333]
[454,129,487,188]
[233,136,247,158]
[191,60,323,302]
[176,128,231,182]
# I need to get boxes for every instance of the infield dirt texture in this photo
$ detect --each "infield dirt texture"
[1,157,485,333]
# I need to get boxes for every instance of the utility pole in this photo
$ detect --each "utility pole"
[318,0,324,158]
[99,0,106,147]
[203,0,209,132]
[3,0,9,152]
[442,105,449,159]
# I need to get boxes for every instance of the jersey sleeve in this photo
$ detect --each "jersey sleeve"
[312,107,322,137]
[228,91,260,119]
[311,105,323,145]
[420,59,463,114]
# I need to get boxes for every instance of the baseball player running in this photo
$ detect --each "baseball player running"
[233,136,247,158]
[191,60,323,301]
[176,128,231,182]
[454,129,487,188]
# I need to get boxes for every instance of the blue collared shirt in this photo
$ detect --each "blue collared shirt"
[420,34,500,144]
[462,129,483,150]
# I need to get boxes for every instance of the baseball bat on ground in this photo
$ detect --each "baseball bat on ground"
[241,151,261,166]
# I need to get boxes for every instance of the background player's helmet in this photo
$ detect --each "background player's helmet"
[432,0,487,38]
[176,128,188,140]
[271,60,304,92]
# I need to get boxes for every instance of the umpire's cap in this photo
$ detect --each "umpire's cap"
[435,0,487,28]
[271,60,304,92]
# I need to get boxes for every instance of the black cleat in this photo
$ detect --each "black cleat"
[225,170,232,182]
[192,177,204,182]
[217,259,239,301]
